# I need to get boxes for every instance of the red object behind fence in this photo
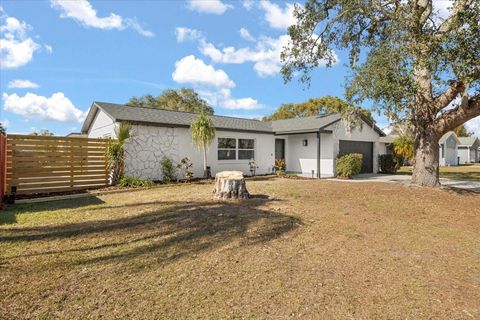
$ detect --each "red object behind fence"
[0,134,6,209]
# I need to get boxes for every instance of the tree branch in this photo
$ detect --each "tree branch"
[437,0,470,35]
[434,93,480,134]
[433,80,466,111]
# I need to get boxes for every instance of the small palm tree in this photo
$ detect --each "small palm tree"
[106,122,131,184]
[393,135,414,165]
[191,111,216,178]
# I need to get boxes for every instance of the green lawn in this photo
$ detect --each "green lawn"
[1,178,479,319]
[398,163,480,181]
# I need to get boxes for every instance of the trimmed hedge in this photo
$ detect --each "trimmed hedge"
[336,153,363,178]
[378,154,400,173]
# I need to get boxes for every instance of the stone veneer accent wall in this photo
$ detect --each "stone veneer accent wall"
[124,125,179,180]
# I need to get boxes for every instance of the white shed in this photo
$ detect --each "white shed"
[439,132,460,166]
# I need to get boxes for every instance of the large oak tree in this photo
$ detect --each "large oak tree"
[281,0,480,187]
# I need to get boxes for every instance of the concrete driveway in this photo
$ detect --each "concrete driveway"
[327,173,480,192]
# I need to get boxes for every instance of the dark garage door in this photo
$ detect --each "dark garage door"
[339,140,373,173]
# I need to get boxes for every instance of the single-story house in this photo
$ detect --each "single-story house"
[458,136,479,163]
[81,102,386,180]
[439,131,460,166]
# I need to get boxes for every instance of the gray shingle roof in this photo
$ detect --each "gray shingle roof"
[82,102,273,133]
[270,113,341,134]
[439,131,461,144]
[81,101,385,136]
[458,136,479,146]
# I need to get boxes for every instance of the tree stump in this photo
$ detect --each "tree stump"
[213,171,250,199]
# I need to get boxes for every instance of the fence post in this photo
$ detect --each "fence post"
[0,134,6,209]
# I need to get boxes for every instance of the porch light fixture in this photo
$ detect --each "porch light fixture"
[303,139,308,146]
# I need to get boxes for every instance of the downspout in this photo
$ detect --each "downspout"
[317,131,321,178]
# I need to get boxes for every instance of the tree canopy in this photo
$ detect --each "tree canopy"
[281,0,480,186]
[0,123,5,135]
[31,129,54,136]
[453,124,473,137]
[127,88,214,115]
[263,96,372,121]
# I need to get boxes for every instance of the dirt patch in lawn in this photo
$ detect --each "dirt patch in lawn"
[1,178,479,319]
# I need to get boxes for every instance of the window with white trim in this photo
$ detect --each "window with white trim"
[218,138,236,160]
[217,138,255,160]
[238,139,255,160]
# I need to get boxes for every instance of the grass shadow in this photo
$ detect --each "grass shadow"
[1,198,301,268]
[0,197,105,225]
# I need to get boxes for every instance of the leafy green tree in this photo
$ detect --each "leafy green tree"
[31,129,54,136]
[453,124,472,137]
[281,0,480,187]
[191,111,216,178]
[0,123,5,135]
[127,88,214,114]
[263,96,372,121]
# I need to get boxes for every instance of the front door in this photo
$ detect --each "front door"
[275,139,285,160]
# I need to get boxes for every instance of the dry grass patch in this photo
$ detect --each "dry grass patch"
[1,178,479,319]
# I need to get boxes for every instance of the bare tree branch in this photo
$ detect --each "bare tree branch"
[434,93,480,134]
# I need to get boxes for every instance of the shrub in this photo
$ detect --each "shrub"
[336,153,363,178]
[176,157,194,181]
[274,159,286,176]
[118,176,154,188]
[378,154,400,173]
[160,157,176,183]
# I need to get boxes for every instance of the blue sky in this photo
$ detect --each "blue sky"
[0,0,478,136]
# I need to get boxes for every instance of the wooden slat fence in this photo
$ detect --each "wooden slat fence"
[6,134,109,195]
[0,134,6,207]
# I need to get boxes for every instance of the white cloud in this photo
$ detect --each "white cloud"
[124,18,154,38]
[172,56,264,110]
[0,15,40,68]
[172,55,235,89]
[51,0,154,37]
[259,1,297,30]
[198,33,337,77]
[44,44,53,54]
[465,117,480,136]
[242,0,255,11]
[239,27,255,41]
[8,79,40,89]
[187,0,233,15]
[175,27,202,42]
[2,92,87,122]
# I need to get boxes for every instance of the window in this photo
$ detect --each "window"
[218,138,236,160]
[218,138,255,160]
[238,139,254,160]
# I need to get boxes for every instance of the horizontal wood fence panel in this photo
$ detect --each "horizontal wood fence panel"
[6,135,110,195]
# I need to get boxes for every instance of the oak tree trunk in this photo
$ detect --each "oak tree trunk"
[213,171,250,199]
[411,131,440,187]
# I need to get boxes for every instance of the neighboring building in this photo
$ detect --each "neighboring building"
[457,136,479,164]
[439,131,460,166]
[81,102,386,180]
[66,132,87,138]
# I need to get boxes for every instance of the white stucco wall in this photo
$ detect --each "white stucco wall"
[122,125,275,180]
[87,110,116,138]
[281,120,383,177]
[283,133,318,175]
[439,135,458,166]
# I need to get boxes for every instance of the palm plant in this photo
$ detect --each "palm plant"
[106,122,131,185]
[393,135,414,166]
[191,111,215,178]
